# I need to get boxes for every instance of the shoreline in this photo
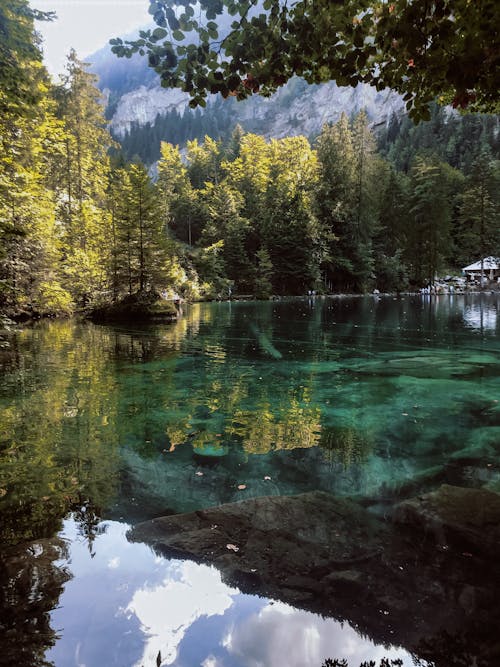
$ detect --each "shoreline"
[1,288,499,326]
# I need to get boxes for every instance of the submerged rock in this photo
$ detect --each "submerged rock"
[129,490,500,666]
[130,491,386,575]
[394,484,500,557]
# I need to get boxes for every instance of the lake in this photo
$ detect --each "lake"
[1,294,499,667]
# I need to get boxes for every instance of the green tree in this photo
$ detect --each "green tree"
[0,71,71,315]
[54,51,114,305]
[198,181,254,291]
[107,167,136,296]
[373,165,410,291]
[408,155,458,285]
[156,140,202,249]
[261,136,322,294]
[224,123,246,161]
[127,162,171,292]
[254,247,273,299]
[112,0,499,120]
[224,133,271,224]
[316,114,376,292]
[186,135,222,188]
[456,150,500,275]
[0,0,54,117]
[350,111,378,288]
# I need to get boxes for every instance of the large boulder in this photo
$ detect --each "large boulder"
[393,484,500,557]
[128,490,500,666]
[130,491,388,600]
[90,290,178,323]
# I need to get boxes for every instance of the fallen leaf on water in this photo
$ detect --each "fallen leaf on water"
[237,484,246,490]
[195,471,204,477]
[226,543,239,552]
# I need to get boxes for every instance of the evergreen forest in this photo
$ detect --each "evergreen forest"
[1,2,499,319]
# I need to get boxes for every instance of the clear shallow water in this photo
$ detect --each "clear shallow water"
[1,295,499,666]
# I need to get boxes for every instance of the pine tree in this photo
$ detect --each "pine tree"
[186,136,222,188]
[408,155,453,286]
[373,165,410,291]
[53,51,114,305]
[457,150,500,274]
[0,34,71,315]
[254,248,273,299]
[261,136,322,294]
[198,182,254,291]
[350,111,377,289]
[126,163,167,292]
[316,114,368,291]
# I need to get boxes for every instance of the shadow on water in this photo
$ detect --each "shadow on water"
[0,295,499,666]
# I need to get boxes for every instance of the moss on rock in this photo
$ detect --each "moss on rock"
[90,290,178,323]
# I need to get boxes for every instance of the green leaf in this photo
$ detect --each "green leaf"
[152,27,168,40]
[148,2,161,16]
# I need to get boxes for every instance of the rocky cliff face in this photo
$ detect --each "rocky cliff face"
[110,85,191,137]
[89,43,404,142]
[107,77,404,140]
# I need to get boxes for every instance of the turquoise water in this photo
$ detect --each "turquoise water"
[1,295,499,666]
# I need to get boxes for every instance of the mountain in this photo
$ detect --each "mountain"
[89,33,405,162]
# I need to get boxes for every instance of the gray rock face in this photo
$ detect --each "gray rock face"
[129,488,500,666]
[109,85,191,138]
[105,79,404,139]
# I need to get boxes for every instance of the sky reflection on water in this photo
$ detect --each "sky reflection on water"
[47,517,414,667]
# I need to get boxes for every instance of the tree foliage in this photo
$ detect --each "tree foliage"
[457,149,500,268]
[1,5,499,318]
[111,0,500,120]
[0,0,54,116]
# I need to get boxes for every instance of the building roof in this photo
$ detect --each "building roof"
[463,256,500,271]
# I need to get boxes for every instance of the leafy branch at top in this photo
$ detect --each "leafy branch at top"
[110,0,499,121]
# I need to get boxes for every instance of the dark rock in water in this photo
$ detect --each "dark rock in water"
[90,290,178,323]
[394,484,500,557]
[130,491,386,590]
[129,490,500,666]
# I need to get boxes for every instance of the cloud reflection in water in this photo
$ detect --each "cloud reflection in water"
[126,560,237,666]
[48,517,414,667]
[223,601,410,667]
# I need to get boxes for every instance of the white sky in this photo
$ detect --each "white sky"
[34,0,151,77]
